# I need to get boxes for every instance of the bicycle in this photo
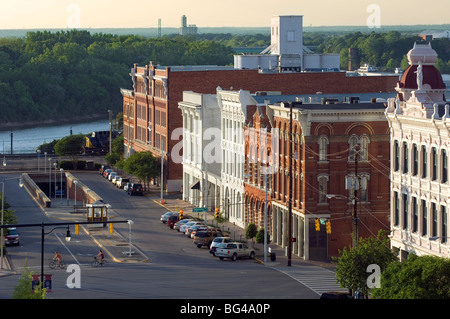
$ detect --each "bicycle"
[92,256,107,267]
[49,259,66,269]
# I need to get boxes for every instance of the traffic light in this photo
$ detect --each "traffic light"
[214,207,220,219]
[75,224,79,235]
[179,209,183,220]
[315,219,320,231]
[326,221,331,234]
[109,222,114,234]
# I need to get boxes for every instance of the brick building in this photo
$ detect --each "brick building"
[268,99,391,260]
[121,62,397,192]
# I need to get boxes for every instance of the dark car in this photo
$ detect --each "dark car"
[127,183,143,196]
[4,227,20,246]
[167,214,180,228]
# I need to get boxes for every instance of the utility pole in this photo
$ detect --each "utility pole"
[287,102,293,266]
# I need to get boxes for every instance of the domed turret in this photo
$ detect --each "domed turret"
[398,42,445,91]
[407,42,438,65]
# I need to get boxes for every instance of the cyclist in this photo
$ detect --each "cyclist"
[96,249,104,264]
[53,251,62,267]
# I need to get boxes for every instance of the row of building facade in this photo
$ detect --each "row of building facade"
[120,19,448,260]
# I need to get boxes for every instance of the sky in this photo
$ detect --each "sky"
[0,0,448,29]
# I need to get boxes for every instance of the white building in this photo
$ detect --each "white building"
[385,42,450,260]
[178,91,221,212]
[234,15,340,72]
[217,89,258,228]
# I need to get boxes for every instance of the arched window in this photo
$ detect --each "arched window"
[318,135,329,161]
[348,135,359,161]
[359,135,370,161]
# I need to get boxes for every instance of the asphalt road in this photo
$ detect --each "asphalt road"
[0,171,320,303]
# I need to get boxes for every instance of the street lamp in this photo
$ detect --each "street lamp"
[60,168,64,200]
[48,158,52,198]
[40,225,70,289]
[53,162,57,198]
[1,176,24,269]
[37,150,41,171]
[73,180,78,205]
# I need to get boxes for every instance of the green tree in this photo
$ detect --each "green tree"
[255,228,270,244]
[372,254,450,299]
[54,134,85,169]
[122,152,159,190]
[12,266,46,299]
[334,230,397,298]
[245,223,258,243]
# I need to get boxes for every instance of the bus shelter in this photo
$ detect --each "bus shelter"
[86,201,110,223]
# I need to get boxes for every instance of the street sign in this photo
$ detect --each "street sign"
[319,218,326,225]
[193,207,207,213]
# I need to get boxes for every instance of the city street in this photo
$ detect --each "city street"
[0,170,344,302]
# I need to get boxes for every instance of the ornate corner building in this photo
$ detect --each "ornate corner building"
[385,42,449,260]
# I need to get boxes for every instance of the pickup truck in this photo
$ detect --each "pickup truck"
[215,242,255,261]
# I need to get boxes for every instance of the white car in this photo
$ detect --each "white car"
[174,219,193,231]
[179,221,202,233]
[113,175,121,185]
[108,172,117,181]
[209,237,231,256]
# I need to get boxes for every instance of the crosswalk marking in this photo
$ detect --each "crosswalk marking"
[273,266,348,296]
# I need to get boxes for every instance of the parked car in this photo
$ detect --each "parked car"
[116,177,129,189]
[173,219,193,231]
[127,183,143,196]
[124,182,132,192]
[112,175,121,185]
[167,215,180,228]
[189,225,209,238]
[215,242,255,261]
[209,237,231,255]
[193,229,224,248]
[108,172,117,181]
[160,212,176,223]
[99,165,110,175]
[179,221,202,234]
[103,169,113,178]
[4,227,20,246]
[185,224,206,237]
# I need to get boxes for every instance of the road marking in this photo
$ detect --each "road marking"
[54,233,80,265]
[273,266,348,296]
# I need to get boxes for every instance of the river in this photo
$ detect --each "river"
[0,119,111,154]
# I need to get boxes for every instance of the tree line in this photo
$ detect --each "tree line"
[0,30,448,125]
[0,30,234,124]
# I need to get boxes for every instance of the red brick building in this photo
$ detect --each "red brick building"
[244,105,273,230]
[121,62,397,191]
[269,100,391,260]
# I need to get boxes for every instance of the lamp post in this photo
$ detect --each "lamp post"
[73,180,78,206]
[60,168,64,200]
[37,150,41,171]
[40,225,70,289]
[1,176,24,269]
[48,158,52,198]
[53,162,57,198]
